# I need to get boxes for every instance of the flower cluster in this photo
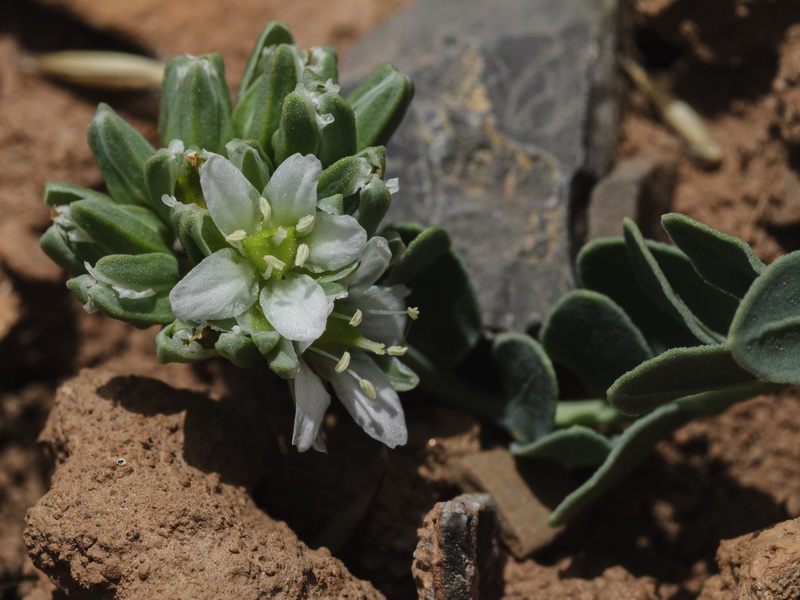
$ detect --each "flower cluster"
[40,21,419,451]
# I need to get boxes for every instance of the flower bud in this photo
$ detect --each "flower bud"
[238,21,295,96]
[266,337,300,379]
[316,92,356,167]
[353,178,392,237]
[225,139,272,191]
[156,319,217,364]
[88,103,156,207]
[273,89,320,164]
[167,200,228,266]
[159,53,234,154]
[215,330,261,368]
[347,63,414,150]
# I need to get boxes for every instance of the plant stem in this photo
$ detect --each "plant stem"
[554,399,627,428]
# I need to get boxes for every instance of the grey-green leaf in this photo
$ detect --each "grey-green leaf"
[729,251,800,383]
[661,212,765,298]
[493,333,558,443]
[540,290,651,397]
[511,426,613,470]
[385,224,450,285]
[608,344,758,416]
[347,63,414,150]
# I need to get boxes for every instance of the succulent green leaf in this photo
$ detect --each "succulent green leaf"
[385,224,451,285]
[234,44,300,157]
[238,21,294,97]
[90,252,179,293]
[274,90,320,164]
[347,63,414,150]
[169,203,229,266]
[608,344,758,416]
[318,156,366,199]
[159,53,234,154]
[661,213,765,298]
[623,218,722,345]
[729,251,800,383]
[493,333,558,443]
[549,380,777,525]
[43,181,111,207]
[156,320,217,364]
[69,199,172,256]
[316,93,357,167]
[67,273,175,327]
[39,225,99,275]
[143,150,178,224]
[540,290,652,397]
[353,179,391,237]
[87,103,155,207]
[511,426,613,470]
[215,332,261,368]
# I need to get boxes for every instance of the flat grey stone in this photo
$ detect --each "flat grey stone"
[344,0,622,330]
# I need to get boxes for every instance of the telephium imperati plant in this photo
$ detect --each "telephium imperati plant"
[40,21,427,452]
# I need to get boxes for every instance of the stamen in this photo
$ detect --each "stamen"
[356,339,385,355]
[272,227,288,246]
[296,214,315,233]
[259,197,271,220]
[335,351,351,374]
[295,243,310,268]
[225,229,247,242]
[349,309,363,327]
[407,307,420,320]
[387,345,407,356]
[184,151,201,167]
[359,378,377,400]
[263,255,286,270]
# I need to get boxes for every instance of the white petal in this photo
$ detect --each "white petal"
[200,153,262,237]
[344,284,409,345]
[304,212,367,273]
[315,352,407,448]
[345,236,392,287]
[259,274,331,342]
[291,359,331,452]
[169,249,259,321]
[264,153,321,227]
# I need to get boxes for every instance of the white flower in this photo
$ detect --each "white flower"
[290,236,418,451]
[169,153,368,343]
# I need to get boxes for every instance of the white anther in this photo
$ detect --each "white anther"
[259,197,271,220]
[387,345,407,356]
[296,214,315,233]
[349,309,363,327]
[359,378,377,400]
[407,307,420,320]
[272,227,288,246]
[357,339,385,355]
[225,229,247,242]
[263,255,286,270]
[335,351,351,374]
[295,243,310,268]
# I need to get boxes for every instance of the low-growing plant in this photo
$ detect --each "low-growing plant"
[39,21,484,453]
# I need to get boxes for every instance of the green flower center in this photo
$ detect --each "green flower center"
[241,225,298,279]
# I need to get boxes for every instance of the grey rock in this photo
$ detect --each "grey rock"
[344,0,622,330]
[587,154,677,242]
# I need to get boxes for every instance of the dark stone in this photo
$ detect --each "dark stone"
[344,0,623,330]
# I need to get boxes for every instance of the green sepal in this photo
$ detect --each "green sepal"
[225,139,273,191]
[493,333,558,443]
[347,63,414,150]
[143,150,179,224]
[540,290,652,397]
[353,179,391,237]
[317,194,344,215]
[661,213,765,298]
[156,319,217,364]
[274,90,320,164]
[549,380,777,525]
[238,21,295,97]
[317,156,365,199]
[729,251,800,383]
[87,103,155,207]
[69,199,172,256]
[316,93,357,167]
[511,426,613,470]
[374,355,419,392]
[253,330,282,355]
[266,336,300,379]
[43,181,111,207]
[234,43,301,157]
[607,344,758,416]
[215,332,261,368]
[88,252,179,294]
[169,203,229,266]
[385,224,451,285]
[159,53,234,154]
[623,219,723,344]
